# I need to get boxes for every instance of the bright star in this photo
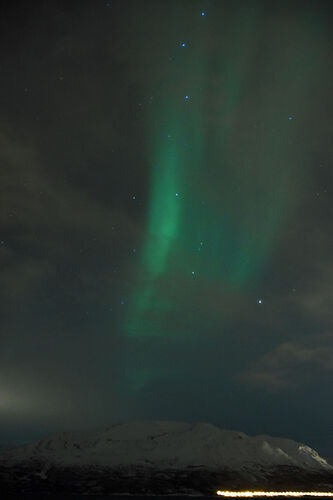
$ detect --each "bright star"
[185,95,189,100]
[181,42,186,47]
[258,299,262,304]
[201,11,206,16]
[175,192,179,197]
[191,271,195,275]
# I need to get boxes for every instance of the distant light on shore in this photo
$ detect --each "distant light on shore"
[217,492,333,497]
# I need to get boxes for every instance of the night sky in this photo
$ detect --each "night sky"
[1,1,333,460]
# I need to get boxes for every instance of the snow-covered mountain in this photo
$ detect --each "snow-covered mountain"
[0,420,331,471]
[0,421,332,495]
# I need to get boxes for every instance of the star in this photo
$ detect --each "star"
[201,11,206,16]
[181,42,186,47]
[175,192,179,197]
[185,95,189,100]
[258,299,262,304]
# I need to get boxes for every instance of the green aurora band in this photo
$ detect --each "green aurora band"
[124,3,323,342]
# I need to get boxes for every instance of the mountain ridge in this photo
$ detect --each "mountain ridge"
[1,420,332,495]
[1,420,331,470]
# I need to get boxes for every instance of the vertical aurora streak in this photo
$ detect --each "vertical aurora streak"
[124,2,324,341]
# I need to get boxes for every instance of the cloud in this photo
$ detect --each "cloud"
[242,248,333,393]
[240,339,333,392]
[0,131,141,301]
[0,130,142,429]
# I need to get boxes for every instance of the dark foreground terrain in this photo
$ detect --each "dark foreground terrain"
[1,463,333,495]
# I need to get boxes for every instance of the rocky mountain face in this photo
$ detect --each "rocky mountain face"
[1,420,332,495]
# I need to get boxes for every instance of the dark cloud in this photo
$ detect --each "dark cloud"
[241,338,333,392]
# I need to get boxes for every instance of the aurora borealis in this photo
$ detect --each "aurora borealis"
[126,1,324,339]
[1,0,333,462]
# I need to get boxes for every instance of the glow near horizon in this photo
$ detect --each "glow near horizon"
[217,492,333,497]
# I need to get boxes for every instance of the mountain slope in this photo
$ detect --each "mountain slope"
[0,420,332,495]
[1,420,330,470]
